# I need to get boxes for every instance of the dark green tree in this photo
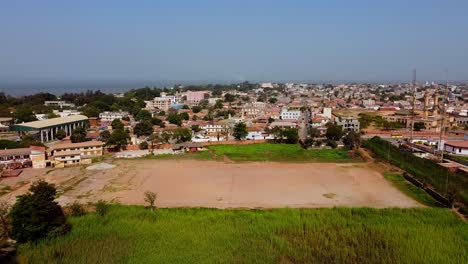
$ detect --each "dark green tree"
[167,113,182,126]
[55,129,66,140]
[172,128,192,143]
[224,93,235,103]
[134,121,154,137]
[9,180,69,243]
[192,105,202,113]
[111,119,124,130]
[99,130,111,141]
[308,127,320,139]
[343,131,361,150]
[136,110,152,121]
[233,122,248,140]
[414,122,425,132]
[325,123,343,141]
[14,106,37,123]
[71,126,87,143]
[214,100,224,109]
[106,129,130,150]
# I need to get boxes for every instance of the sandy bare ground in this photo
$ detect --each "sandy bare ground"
[24,159,421,209]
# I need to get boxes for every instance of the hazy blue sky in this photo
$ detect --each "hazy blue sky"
[1,0,467,84]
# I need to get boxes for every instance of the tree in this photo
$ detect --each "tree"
[167,112,182,126]
[191,124,201,132]
[0,200,10,240]
[139,141,149,150]
[111,119,124,130]
[71,126,87,143]
[106,129,130,149]
[233,122,248,140]
[9,180,69,243]
[268,117,275,123]
[144,191,157,210]
[47,112,60,119]
[151,117,164,127]
[55,129,66,140]
[192,105,202,113]
[343,131,361,150]
[224,93,236,103]
[180,112,189,121]
[99,130,111,141]
[308,127,320,139]
[214,100,224,109]
[172,128,192,143]
[325,123,343,141]
[268,97,278,104]
[136,110,152,122]
[134,121,153,137]
[414,122,425,132]
[14,106,37,123]
[282,128,299,144]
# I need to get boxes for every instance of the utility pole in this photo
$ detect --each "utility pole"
[439,71,449,163]
[410,69,417,146]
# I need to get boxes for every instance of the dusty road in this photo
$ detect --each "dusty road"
[1,159,421,208]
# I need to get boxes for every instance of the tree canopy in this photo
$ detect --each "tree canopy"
[233,122,248,140]
[9,181,69,243]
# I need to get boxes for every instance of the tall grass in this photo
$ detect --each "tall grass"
[17,206,467,263]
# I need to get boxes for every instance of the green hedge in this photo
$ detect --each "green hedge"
[363,137,468,206]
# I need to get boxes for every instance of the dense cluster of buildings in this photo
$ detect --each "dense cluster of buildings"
[1,81,467,173]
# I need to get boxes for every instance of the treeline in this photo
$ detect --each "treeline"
[363,136,467,211]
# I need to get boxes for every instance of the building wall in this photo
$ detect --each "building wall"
[444,145,468,155]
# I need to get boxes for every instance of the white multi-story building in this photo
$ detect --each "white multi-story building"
[99,111,129,122]
[280,108,301,120]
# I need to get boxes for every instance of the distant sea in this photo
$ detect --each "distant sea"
[0,80,179,97]
[0,79,462,97]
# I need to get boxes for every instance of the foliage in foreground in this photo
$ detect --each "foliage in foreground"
[9,181,69,243]
[207,143,352,162]
[364,136,468,206]
[16,206,467,263]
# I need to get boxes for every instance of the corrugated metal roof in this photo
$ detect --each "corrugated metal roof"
[10,115,88,130]
[53,140,104,150]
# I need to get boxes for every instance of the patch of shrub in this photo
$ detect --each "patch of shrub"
[95,200,110,216]
[69,202,86,217]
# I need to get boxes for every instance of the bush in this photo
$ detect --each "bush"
[9,180,69,243]
[139,141,149,150]
[327,140,337,149]
[95,200,110,217]
[69,202,86,217]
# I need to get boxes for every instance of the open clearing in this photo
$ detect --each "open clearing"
[32,159,422,208]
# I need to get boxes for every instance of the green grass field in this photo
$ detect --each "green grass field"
[16,206,467,263]
[206,143,353,162]
[383,173,442,207]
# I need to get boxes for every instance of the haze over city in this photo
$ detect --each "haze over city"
[1,0,468,95]
[0,1,467,263]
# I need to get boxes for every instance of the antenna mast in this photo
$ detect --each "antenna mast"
[410,69,417,144]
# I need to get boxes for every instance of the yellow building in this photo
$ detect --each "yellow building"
[52,141,104,167]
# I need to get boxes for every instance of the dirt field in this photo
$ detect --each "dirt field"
[0,159,421,208]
